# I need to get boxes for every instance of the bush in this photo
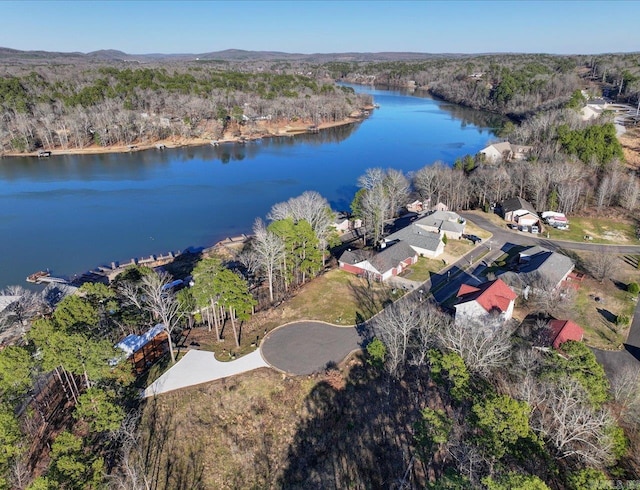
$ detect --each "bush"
[616,315,630,327]
[366,338,386,368]
[628,282,640,295]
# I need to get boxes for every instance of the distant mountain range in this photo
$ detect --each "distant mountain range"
[0,47,470,63]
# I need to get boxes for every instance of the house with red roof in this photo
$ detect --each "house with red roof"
[454,279,518,324]
[546,319,584,350]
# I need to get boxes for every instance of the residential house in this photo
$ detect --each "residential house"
[415,210,466,240]
[383,225,444,258]
[454,279,517,324]
[406,199,426,213]
[431,202,449,213]
[501,197,539,228]
[500,246,575,291]
[480,142,513,162]
[115,324,169,374]
[338,241,418,282]
[331,212,361,234]
[546,319,585,350]
[479,142,533,163]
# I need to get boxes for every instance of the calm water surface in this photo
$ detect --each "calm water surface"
[0,86,502,288]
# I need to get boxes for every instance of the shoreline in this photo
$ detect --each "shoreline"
[0,111,371,158]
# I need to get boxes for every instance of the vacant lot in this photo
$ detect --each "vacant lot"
[568,251,639,349]
[546,216,638,244]
[186,269,399,358]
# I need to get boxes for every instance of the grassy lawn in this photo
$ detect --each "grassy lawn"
[464,209,506,228]
[570,277,634,349]
[464,218,493,240]
[188,268,399,360]
[482,245,527,277]
[569,250,640,349]
[444,238,474,257]
[546,216,638,244]
[400,256,443,282]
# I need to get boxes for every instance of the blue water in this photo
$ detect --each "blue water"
[0,86,501,288]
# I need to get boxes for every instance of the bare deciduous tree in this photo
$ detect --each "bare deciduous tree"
[0,285,45,337]
[268,191,335,264]
[610,364,640,424]
[370,299,418,377]
[140,271,184,364]
[437,316,514,377]
[383,169,410,219]
[108,412,152,490]
[586,250,619,283]
[252,218,285,303]
[533,377,619,467]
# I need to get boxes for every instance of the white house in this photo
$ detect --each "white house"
[479,142,533,163]
[454,279,517,324]
[414,210,466,240]
[383,225,444,258]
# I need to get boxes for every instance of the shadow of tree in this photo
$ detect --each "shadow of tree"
[278,359,434,488]
[139,397,205,490]
[597,307,618,324]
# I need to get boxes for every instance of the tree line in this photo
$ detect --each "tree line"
[0,63,371,153]
[332,52,640,118]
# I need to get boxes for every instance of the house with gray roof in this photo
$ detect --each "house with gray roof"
[338,241,418,282]
[382,225,444,258]
[499,246,575,290]
[415,210,466,240]
[501,196,539,227]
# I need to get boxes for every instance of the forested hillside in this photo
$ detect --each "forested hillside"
[2,51,639,154]
[333,53,640,118]
[0,62,369,153]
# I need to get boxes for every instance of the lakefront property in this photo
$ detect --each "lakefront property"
[2,25,640,489]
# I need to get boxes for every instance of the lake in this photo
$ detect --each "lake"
[0,85,503,289]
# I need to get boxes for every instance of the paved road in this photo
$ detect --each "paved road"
[261,321,363,375]
[461,212,640,254]
[594,298,640,376]
[461,212,640,372]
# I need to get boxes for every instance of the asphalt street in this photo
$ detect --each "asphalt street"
[261,321,363,375]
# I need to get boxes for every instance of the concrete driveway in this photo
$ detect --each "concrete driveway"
[144,348,268,398]
[261,321,363,375]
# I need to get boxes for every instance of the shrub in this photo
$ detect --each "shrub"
[366,338,386,368]
[616,315,630,327]
[628,282,640,295]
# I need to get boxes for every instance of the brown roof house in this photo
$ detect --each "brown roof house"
[546,319,585,350]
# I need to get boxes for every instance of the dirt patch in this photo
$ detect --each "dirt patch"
[620,125,640,168]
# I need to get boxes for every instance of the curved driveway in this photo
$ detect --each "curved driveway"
[261,321,363,375]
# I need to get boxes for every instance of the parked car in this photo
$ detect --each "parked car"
[464,234,482,244]
[531,225,539,234]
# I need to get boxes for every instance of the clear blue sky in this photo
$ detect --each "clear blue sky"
[2,1,637,55]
